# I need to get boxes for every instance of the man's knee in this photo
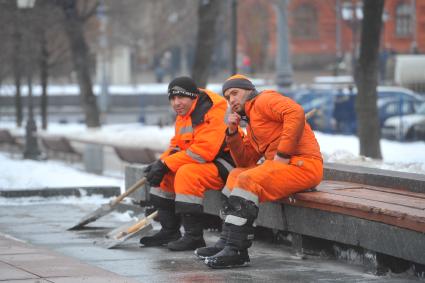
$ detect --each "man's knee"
[235,171,254,188]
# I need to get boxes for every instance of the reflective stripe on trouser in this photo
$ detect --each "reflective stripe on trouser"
[154,162,224,212]
[225,156,323,203]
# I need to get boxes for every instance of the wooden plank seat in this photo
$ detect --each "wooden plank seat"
[113,146,158,164]
[282,180,425,233]
[40,136,81,161]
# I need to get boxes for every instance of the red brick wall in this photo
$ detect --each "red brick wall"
[237,0,424,67]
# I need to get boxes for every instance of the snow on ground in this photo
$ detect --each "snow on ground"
[0,152,123,190]
[0,121,424,193]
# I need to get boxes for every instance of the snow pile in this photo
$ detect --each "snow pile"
[0,153,122,190]
[0,121,424,193]
[0,194,109,206]
[316,132,425,174]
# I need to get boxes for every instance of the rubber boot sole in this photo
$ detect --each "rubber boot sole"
[204,257,250,269]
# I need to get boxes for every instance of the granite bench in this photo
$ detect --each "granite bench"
[125,163,425,266]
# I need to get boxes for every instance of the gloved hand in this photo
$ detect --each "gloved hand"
[143,162,155,175]
[145,160,169,187]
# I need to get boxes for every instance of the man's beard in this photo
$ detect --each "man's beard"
[236,107,246,116]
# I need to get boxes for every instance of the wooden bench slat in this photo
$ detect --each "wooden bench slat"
[0,129,22,147]
[40,136,81,161]
[285,197,425,233]
[296,191,425,219]
[318,188,425,210]
[286,191,425,233]
[319,180,425,200]
[316,180,363,190]
[362,185,425,200]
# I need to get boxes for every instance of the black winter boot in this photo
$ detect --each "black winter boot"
[139,209,181,247]
[205,223,254,268]
[194,223,229,259]
[205,195,258,268]
[168,213,206,251]
[205,245,250,268]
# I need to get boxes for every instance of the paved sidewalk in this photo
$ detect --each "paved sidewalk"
[0,234,137,283]
[0,202,419,283]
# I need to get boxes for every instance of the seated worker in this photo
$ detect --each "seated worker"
[140,76,235,251]
[196,74,323,268]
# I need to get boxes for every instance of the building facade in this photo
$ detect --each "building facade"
[238,0,425,70]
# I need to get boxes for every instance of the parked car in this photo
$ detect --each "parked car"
[381,102,425,141]
[291,86,424,134]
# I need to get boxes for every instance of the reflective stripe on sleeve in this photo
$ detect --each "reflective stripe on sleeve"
[178,126,193,135]
[186,148,207,163]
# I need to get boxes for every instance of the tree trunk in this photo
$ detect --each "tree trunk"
[59,0,100,128]
[191,0,222,88]
[39,29,48,130]
[355,0,384,159]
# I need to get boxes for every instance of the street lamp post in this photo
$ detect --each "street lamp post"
[97,0,110,122]
[230,0,237,75]
[275,0,293,88]
[17,0,40,160]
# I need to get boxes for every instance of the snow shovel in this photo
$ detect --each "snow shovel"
[68,177,147,230]
[101,210,158,249]
[305,108,317,120]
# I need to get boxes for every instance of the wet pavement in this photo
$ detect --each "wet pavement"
[0,200,419,283]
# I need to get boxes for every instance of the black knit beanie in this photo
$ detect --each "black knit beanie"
[168,76,199,100]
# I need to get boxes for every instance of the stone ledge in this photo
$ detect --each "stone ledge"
[284,205,425,266]
[0,186,121,198]
[324,162,425,193]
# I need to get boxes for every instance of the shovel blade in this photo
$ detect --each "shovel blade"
[68,203,112,230]
[101,222,153,249]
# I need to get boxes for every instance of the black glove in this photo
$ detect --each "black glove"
[146,160,169,187]
[143,162,155,175]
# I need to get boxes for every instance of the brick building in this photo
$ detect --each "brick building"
[238,0,425,70]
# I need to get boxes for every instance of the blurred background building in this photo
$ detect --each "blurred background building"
[0,0,424,133]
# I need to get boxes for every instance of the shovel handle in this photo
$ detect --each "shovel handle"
[110,177,147,207]
[117,210,158,239]
[305,108,317,120]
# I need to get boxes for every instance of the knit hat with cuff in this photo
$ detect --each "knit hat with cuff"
[168,76,199,100]
[222,74,255,95]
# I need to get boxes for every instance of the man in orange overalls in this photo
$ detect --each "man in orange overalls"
[140,76,235,251]
[197,74,323,268]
